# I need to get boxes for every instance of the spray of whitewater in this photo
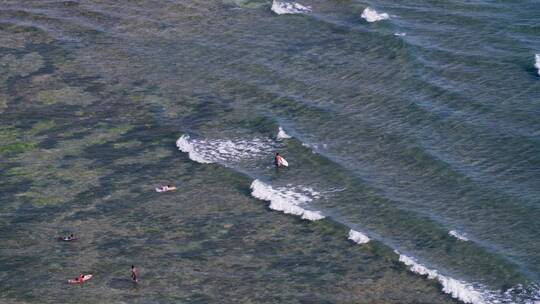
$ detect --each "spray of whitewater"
[250,179,324,221]
[271,0,311,15]
[396,251,487,304]
[348,229,370,244]
[277,126,292,140]
[176,134,277,165]
[361,7,389,23]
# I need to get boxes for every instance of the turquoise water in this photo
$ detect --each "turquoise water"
[1,0,539,303]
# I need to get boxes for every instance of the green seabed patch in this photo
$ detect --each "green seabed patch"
[223,0,268,9]
[0,52,44,80]
[0,142,37,154]
[3,123,136,207]
[113,147,172,166]
[0,95,7,113]
[112,140,142,149]
[34,86,97,106]
[29,120,56,135]
[15,164,102,207]
[0,126,39,156]
[0,24,54,49]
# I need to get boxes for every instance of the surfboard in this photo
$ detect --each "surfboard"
[68,274,92,284]
[58,237,77,242]
[155,186,177,193]
[278,157,289,167]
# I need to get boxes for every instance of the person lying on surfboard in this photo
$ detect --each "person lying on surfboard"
[155,185,177,192]
[59,233,76,241]
[68,274,92,284]
[70,274,84,283]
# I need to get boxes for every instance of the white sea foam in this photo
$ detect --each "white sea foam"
[396,251,487,304]
[250,179,324,221]
[271,0,312,15]
[348,229,370,244]
[176,135,213,164]
[277,126,292,140]
[394,32,406,37]
[176,135,277,165]
[535,54,540,76]
[449,230,469,241]
[361,7,390,23]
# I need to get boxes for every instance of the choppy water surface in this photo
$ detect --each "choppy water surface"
[1,0,539,303]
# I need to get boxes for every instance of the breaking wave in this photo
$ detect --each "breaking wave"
[348,229,370,244]
[449,230,469,241]
[176,134,277,165]
[396,251,487,304]
[277,126,292,140]
[250,179,324,221]
[271,0,312,15]
[361,7,390,23]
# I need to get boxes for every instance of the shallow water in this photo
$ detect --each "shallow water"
[1,0,539,303]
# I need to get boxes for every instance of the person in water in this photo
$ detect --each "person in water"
[131,265,138,282]
[74,274,84,282]
[274,152,283,168]
[61,233,74,241]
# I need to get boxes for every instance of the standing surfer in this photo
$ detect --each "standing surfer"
[274,152,289,168]
[131,265,138,283]
[274,152,282,168]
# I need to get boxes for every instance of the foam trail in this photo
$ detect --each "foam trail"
[396,251,487,304]
[535,54,540,76]
[361,7,390,23]
[176,135,277,165]
[449,230,469,241]
[271,0,312,15]
[348,229,370,244]
[277,126,292,140]
[250,179,324,221]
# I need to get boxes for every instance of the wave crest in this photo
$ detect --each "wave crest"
[176,135,276,165]
[361,7,389,23]
[277,126,292,140]
[250,179,324,221]
[271,0,312,15]
[348,229,370,244]
[449,230,469,241]
[396,251,486,304]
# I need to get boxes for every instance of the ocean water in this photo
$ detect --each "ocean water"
[1,0,539,303]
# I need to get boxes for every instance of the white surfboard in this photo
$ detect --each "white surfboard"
[278,157,289,167]
[156,186,177,193]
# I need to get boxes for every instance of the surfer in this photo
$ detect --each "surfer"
[59,233,75,241]
[156,184,177,192]
[274,152,282,168]
[131,265,138,282]
[72,274,84,283]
